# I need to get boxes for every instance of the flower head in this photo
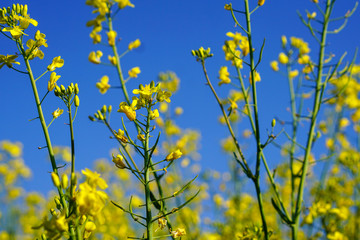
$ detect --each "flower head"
[218,66,231,86]
[107,30,117,46]
[171,228,186,238]
[128,39,141,50]
[166,149,183,161]
[48,72,61,91]
[96,75,110,94]
[0,55,20,69]
[128,67,141,78]
[52,108,64,119]
[116,0,135,9]
[118,98,138,121]
[47,56,64,71]
[89,51,103,64]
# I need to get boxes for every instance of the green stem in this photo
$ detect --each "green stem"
[144,108,153,240]
[292,1,331,238]
[21,46,68,216]
[243,0,268,237]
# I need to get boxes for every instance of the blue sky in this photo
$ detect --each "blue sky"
[1,0,359,193]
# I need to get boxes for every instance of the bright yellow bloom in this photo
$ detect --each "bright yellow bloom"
[52,108,64,119]
[47,56,64,71]
[278,52,289,64]
[289,69,299,79]
[2,26,26,39]
[89,50,103,64]
[84,221,96,239]
[171,228,186,238]
[339,117,350,128]
[281,35,287,47]
[128,66,141,78]
[166,149,183,161]
[116,0,135,9]
[128,39,141,50]
[82,168,108,189]
[227,98,238,112]
[156,90,172,103]
[48,72,61,91]
[1,141,22,157]
[107,30,117,46]
[112,154,126,169]
[13,12,38,29]
[108,55,117,65]
[61,174,69,189]
[298,54,310,64]
[118,98,138,121]
[175,107,183,115]
[226,32,250,57]
[218,66,231,86]
[25,39,44,60]
[0,55,20,69]
[113,129,128,143]
[249,71,261,84]
[327,231,344,240]
[270,61,279,71]
[150,109,159,120]
[55,213,68,232]
[34,30,48,48]
[96,75,110,94]
[133,83,159,102]
[77,179,108,216]
[307,12,317,19]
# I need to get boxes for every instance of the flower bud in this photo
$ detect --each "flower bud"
[97,110,104,120]
[258,0,265,6]
[108,105,112,113]
[41,233,48,240]
[23,4,28,16]
[54,197,61,210]
[71,172,77,186]
[16,4,20,14]
[51,172,61,188]
[61,174,69,189]
[75,83,79,94]
[89,115,95,121]
[50,208,57,216]
[101,105,107,113]
[94,113,100,119]
[80,215,87,225]
[74,95,80,107]
[60,85,66,93]
[150,81,155,88]
[272,119,276,128]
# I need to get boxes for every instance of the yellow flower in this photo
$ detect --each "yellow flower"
[25,39,44,60]
[157,218,167,230]
[175,107,183,115]
[96,75,110,94]
[48,72,61,91]
[166,149,183,161]
[112,154,126,169]
[113,129,128,143]
[34,30,48,48]
[55,213,69,232]
[118,98,138,121]
[133,83,159,102]
[137,134,145,141]
[108,55,117,65]
[128,67,141,78]
[88,51,103,64]
[218,66,231,86]
[149,109,159,120]
[2,26,26,39]
[156,90,172,103]
[278,52,289,64]
[249,71,261,84]
[289,69,299,79]
[270,61,279,71]
[327,231,344,240]
[47,56,64,71]
[84,221,96,239]
[128,39,141,50]
[281,35,287,47]
[82,168,108,189]
[14,14,38,29]
[107,30,117,46]
[0,55,20,69]
[117,0,135,9]
[52,108,64,119]
[298,54,310,64]
[171,228,186,238]
[307,12,317,19]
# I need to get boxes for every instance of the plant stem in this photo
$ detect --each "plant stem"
[144,108,153,240]
[292,1,331,238]
[21,46,69,216]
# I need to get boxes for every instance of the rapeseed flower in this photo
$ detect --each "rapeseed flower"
[278,52,289,64]
[48,72,61,91]
[128,67,141,78]
[0,55,20,69]
[116,0,135,9]
[118,98,138,121]
[270,61,279,71]
[47,56,64,71]
[96,75,110,94]
[128,39,141,50]
[89,51,103,64]
[107,30,117,46]
[218,66,231,86]
[166,149,182,161]
[52,108,64,119]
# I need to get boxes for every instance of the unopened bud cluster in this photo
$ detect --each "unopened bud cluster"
[89,105,112,121]
[191,47,213,61]
[54,83,80,107]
